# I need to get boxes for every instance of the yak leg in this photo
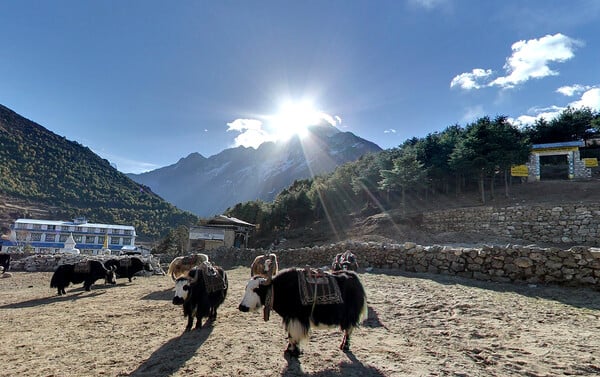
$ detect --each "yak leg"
[208,306,217,321]
[340,327,354,352]
[285,336,302,358]
[284,319,308,357]
[184,314,194,332]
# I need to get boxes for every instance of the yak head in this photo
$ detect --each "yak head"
[172,276,191,305]
[105,266,117,285]
[238,276,270,312]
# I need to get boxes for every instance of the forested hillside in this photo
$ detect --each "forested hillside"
[225,108,600,247]
[0,104,198,240]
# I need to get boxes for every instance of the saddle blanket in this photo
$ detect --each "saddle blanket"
[297,268,343,306]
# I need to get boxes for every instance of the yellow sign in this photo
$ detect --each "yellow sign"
[511,165,529,177]
[583,158,599,167]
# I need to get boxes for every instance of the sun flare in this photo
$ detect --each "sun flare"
[271,100,325,140]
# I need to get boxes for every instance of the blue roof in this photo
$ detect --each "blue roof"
[532,141,584,149]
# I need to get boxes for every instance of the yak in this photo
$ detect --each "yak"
[332,251,359,272]
[173,263,228,332]
[50,260,117,295]
[238,267,368,357]
[167,253,209,280]
[104,257,152,282]
[0,254,10,274]
[250,253,279,278]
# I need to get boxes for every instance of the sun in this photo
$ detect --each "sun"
[270,100,325,140]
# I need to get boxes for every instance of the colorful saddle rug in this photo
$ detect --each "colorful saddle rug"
[297,268,343,306]
[200,262,226,293]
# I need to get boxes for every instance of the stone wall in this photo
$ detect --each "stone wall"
[422,203,600,246]
[6,240,600,289]
[200,241,600,289]
[7,254,164,275]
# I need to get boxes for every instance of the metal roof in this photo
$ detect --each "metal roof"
[14,218,135,231]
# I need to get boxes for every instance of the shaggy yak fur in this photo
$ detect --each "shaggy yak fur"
[104,257,152,282]
[173,264,228,332]
[238,267,368,357]
[50,260,117,295]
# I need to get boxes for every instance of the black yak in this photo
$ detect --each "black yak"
[50,260,117,295]
[238,267,367,357]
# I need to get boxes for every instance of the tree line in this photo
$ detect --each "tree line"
[224,107,600,245]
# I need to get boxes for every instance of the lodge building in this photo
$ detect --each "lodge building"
[0,217,136,255]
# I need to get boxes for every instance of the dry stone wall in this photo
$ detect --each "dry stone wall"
[200,241,600,289]
[6,241,600,289]
[422,204,600,246]
[7,254,163,275]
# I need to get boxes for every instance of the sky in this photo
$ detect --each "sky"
[1,0,599,174]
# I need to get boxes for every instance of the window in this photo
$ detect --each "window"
[124,230,132,236]
[110,237,121,245]
[122,237,132,246]
[31,233,42,241]
[45,234,56,242]
[59,234,69,242]
[32,224,42,230]
[47,225,56,231]
[74,235,83,243]
[98,236,105,245]
[85,235,96,243]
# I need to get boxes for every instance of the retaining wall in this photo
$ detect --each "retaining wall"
[421,203,600,246]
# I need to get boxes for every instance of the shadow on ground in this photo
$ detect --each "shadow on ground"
[126,325,214,376]
[282,351,386,377]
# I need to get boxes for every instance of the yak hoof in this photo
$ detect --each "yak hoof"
[284,345,302,358]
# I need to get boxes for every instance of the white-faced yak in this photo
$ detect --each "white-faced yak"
[50,260,117,295]
[238,267,368,357]
[172,263,228,332]
[104,257,152,282]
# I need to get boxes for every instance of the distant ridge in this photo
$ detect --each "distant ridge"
[128,123,382,216]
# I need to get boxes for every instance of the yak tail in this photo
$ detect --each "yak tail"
[359,293,368,323]
[50,272,58,288]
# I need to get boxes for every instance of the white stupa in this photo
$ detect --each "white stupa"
[59,233,80,255]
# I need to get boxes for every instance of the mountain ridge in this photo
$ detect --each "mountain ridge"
[128,124,382,216]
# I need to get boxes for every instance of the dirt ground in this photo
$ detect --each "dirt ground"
[1,266,600,377]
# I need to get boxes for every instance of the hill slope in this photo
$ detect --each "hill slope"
[0,104,197,239]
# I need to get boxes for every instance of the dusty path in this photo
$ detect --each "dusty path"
[1,267,599,376]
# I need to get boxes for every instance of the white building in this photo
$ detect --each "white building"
[1,217,136,255]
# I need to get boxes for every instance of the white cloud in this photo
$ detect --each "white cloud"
[384,129,397,134]
[556,84,591,97]
[226,118,274,149]
[569,88,600,110]
[227,110,342,149]
[490,33,582,88]
[513,88,600,126]
[451,33,582,91]
[450,69,492,90]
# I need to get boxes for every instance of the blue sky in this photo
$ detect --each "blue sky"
[1,1,599,174]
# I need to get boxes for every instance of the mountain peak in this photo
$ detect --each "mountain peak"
[129,129,382,216]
